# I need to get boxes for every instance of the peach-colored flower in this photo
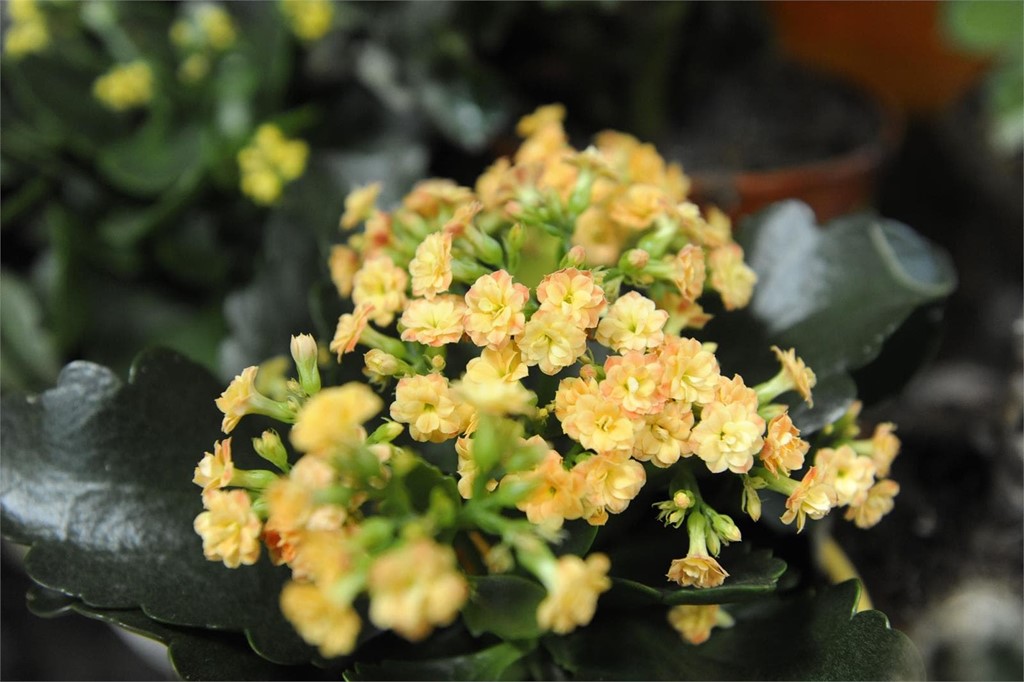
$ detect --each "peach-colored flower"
[708,243,756,311]
[771,346,817,406]
[536,268,607,329]
[328,245,360,297]
[571,206,628,267]
[633,400,695,467]
[715,374,759,412]
[399,296,466,347]
[600,351,665,416]
[780,466,837,532]
[689,401,765,474]
[666,554,728,589]
[290,383,382,455]
[668,604,729,645]
[330,303,373,358]
[844,479,900,529]
[517,103,567,137]
[672,244,707,302]
[565,393,638,455]
[367,538,469,641]
[536,553,612,634]
[501,449,584,529]
[352,255,408,327]
[608,184,669,231]
[281,581,361,658]
[658,337,721,405]
[402,179,474,219]
[215,366,260,433]
[759,413,809,476]
[193,438,234,491]
[194,489,262,568]
[463,270,530,348]
[573,452,646,525]
[869,422,900,477]
[518,311,588,376]
[815,445,877,508]
[595,291,668,353]
[340,182,381,230]
[409,232,452,299]
[390,373,470,442]
[554,375,600,440]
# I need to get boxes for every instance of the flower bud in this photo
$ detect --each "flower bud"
[561,245,587,268]
[290,334,321,395]
[626,248,650,270]
[253,430,290,472]
[366,421,404,445]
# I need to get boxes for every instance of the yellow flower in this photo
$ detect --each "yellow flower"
[633,400,695,468]
[281,581,361,658]
[516,103,567,137]
[329,245,360,297]
[93,61,154,112]
[502,449,584,529]
[673,244,707,302]
[565,393,638,455]
[3,0,48,59]
[330,304,373,358]
[340,182,382,230]
[815,445,877,507]
[689,400,765,475]
[367,538,469,641]
[536,268,607,329]
[844,479,900,529]
[668,604,731,645]
[289,383,382,455]
[869,422,900,477]
[595,291,668,353]
[600,351,665,416]
[352,255,409,326]
[403,179,475,219]
[399,296,466,347]
[193,438,235,491]
[216,366,259,433]
[770,346,817,406]
[554,375,600,440]
[390,373,470,442]
[238,125,309,205]
[573,452,646,525]
[571,207,628,267]
[608,184,670,231]
[518,311,588,376]
[666,554,728,589]
[463,270,530,348]
[463,345,529,385]
[197,4,237,50]
[658,337,721,405]
[280,0,335,42]
[194,489,262,568]
[759,412,809,476]
[536,553,612,634]
[708,243,756,311]
[780,466,837,532]
[408,232,453,299]
[452,376,535,417]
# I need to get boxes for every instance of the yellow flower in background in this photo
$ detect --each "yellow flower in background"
[238,124,309,205]
[193,489,262,568]
[280,0,335,42]
[340,182,382,230]
[367,538,468,641]
[4,0,48,59]
[281,581,361,657]
[93,61,154,112]
[668,604,733,645]
[290,383,382,456]
[536,553,611,634]
[197,4,237,50]
[844,479,900,529]
[708,243,757,311]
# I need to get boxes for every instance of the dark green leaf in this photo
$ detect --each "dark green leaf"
[709,202,956,432]
[0,272,60,391]
[543,580,924,681]
[97,123,205,197]
[463,575,546,640]
[347,641,532,681]
[0,349,318,665]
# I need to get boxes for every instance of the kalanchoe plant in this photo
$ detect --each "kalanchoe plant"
[1,105,955,680]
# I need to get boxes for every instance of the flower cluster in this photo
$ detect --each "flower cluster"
[92,60,154,112]
[237,123,309,205]
[169,2,238,83]
[195,105,902,656]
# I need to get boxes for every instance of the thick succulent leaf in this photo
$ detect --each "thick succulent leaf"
[0,349,317,665]
[543,580,924,681]
[708,201,956,431]
[462,575,546,640]
[346,641,532,681]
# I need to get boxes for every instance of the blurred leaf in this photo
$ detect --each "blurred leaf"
[943,0,1024,56]
[98,122,205,197]
[462,575,546,640]
[0,349,319,666]
[0,271,60,391]
[543,580,924,681]
[708,202,956,432]
[347,641,533,681]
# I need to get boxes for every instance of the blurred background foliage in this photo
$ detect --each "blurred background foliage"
[1,1,1021,680]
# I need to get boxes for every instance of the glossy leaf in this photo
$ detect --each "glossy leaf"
[543,580,924,681]
[462,575,546,641]
[346,641,532,681]
[0,349,317,665]
[708,202,956,431]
